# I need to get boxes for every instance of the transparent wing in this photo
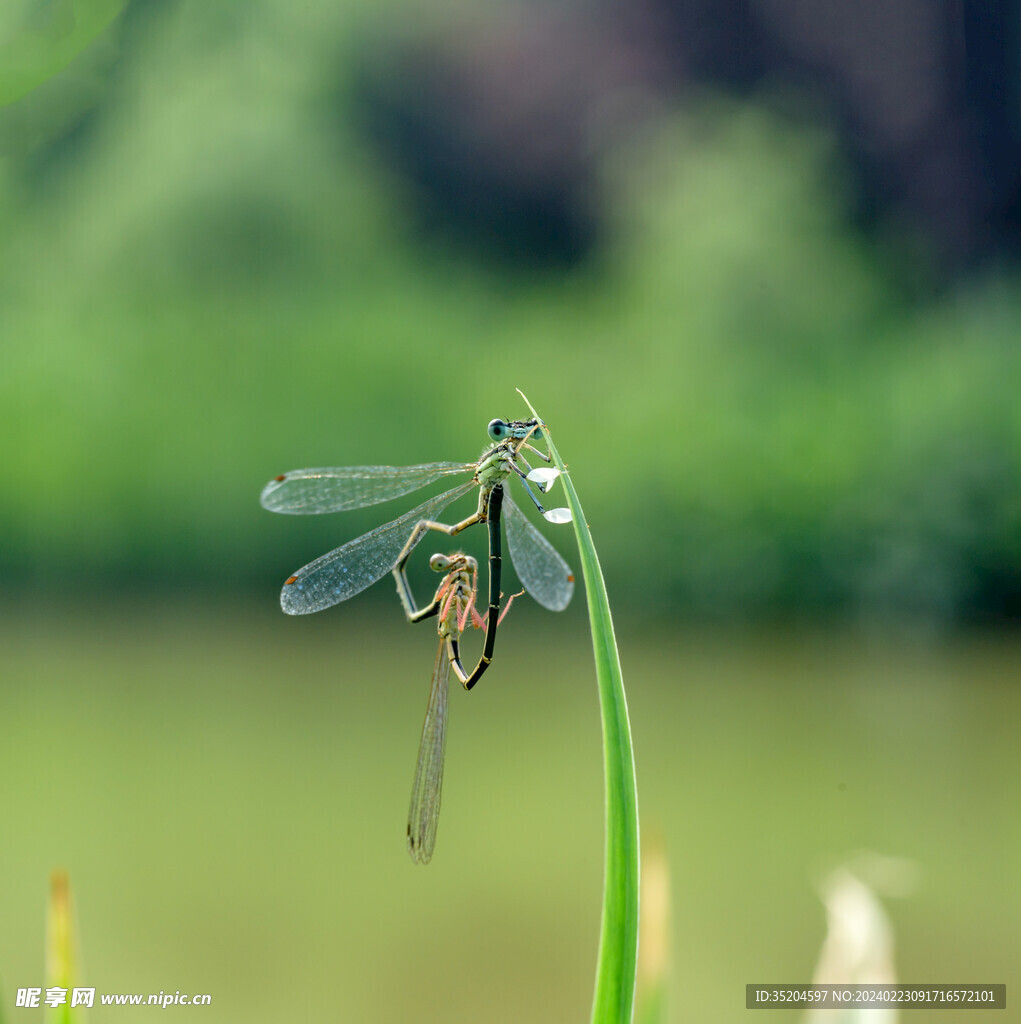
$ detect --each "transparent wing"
[261,462,473,514]
[406,642,450,865]
[279,482,475,614]
[504,495,575,612]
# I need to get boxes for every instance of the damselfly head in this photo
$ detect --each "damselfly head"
[488,418,542,443]
[429,552,477,574]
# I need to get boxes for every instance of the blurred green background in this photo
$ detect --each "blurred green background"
[1,2,1018,1021]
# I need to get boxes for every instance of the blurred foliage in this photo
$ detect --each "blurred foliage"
[0,1,127,109]
[1,0,1018,626]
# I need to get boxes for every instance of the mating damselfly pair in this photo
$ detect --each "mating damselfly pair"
[261,416,575,862]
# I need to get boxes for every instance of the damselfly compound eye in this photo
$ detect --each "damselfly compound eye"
[429,554,452,571]
[488,419,509,441]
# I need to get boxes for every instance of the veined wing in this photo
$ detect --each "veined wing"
[504,495,575,612]
[407,641,450,865]
[261,462,473,514]
[280,482,474,614]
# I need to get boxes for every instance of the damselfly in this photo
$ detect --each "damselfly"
[405,552,520,864]
[260,418,575,687]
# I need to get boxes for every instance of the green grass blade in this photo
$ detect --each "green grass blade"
[517,390,640,1024]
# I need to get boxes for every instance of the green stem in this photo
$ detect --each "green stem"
[518,391,640,1024]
